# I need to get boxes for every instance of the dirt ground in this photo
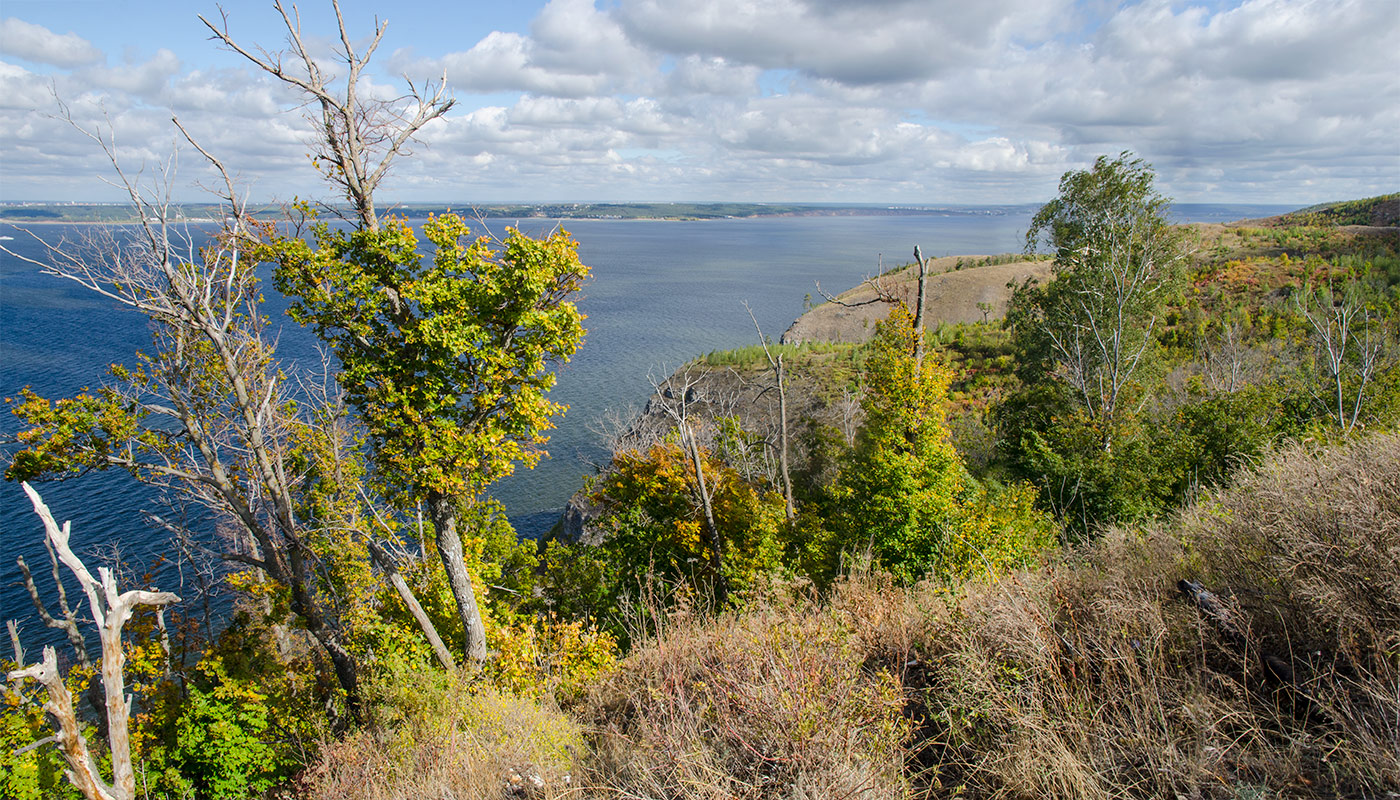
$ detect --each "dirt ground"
[780,254,1052,344]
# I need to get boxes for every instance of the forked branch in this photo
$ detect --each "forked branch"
[8,483,180,800]
[199,0,454,229]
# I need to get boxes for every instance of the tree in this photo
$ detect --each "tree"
[832,305,1055,579]
[744,302,795,522]
[836,306,966,580]
[272,214,588,661]
[643,366,731,604]
[1296,279,1388,434]
[1010,152,1185,452]
[199,0,453,231]
[4,122,369,718]
[7,484,180,800]
[205,1,586,662]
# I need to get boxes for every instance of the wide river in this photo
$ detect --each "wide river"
[0,204,1291,634]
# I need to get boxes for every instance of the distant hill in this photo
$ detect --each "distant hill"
[1247,192,1400,228]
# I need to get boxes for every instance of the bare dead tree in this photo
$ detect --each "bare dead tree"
[744,302,795,522]
[814,253,903,309]
[648,367,728,604]
[16,544,91,669]
[815,246,933,361]
[837,386,864,447]
[1200,319,1249,394]
[1297,281,1387,434]
[6,620,23,668]
[2,114,365,720]
[911,245,931,366]
[200,0,453,231]
[587,403,660,463]
[7,483,180,800]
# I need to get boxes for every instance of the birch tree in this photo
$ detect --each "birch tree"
[1297,280,1388,434]
[1011,152,1185,452]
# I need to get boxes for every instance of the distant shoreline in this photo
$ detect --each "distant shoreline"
[0,202,1040,226]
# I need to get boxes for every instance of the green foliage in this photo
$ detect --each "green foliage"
[833,307,1054,580]
[272,212,589,506]
[487,616,618,703]
[1281,192,1400,227]
[545,440,789,641]
[129,611,337,798]
[6,385,140,482]
[697,340,857,369]
[836,307,967,580]
[168,660,280,798]
[1011,152,1183,427]
[1,660,90,800]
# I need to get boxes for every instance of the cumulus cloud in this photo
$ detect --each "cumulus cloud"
[613,0,1069,85]
[394,0,651,98]
[0,0,1395,204]
[0,18,102,68]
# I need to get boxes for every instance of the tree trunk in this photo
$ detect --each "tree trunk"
[285,568,362,724]
[683,423,728,605]
[912,246,929,366]
[365,539,456,671]
[427,490,489,662]
[776,355,795,522]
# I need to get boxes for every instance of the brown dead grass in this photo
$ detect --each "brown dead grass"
[300,434,1398,799]
[780,256,1051,345]
[301,682,582,800]
[579,579,918,799]
[911,432,1400,798]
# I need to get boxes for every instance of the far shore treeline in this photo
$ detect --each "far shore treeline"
[0,200,1039,224]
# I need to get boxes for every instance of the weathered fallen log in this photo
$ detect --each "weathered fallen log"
[1178,578,1295,687]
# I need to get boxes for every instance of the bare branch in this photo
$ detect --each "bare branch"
[14,484,180,800]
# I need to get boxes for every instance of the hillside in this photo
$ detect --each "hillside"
[780,254,1051,345]
[1256,192,1400,227]
[8,179,1399,800]
[312,433,1400,799]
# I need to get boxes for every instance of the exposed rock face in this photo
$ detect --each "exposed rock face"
[781,255,1051,345]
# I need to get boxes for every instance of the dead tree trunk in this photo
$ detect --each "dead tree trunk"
[745,302,795,522]
[1178,579,1296,687]
[681,420,728,605]
[365,538,456,671]
[8,484,180,800]
[911,245,930,366]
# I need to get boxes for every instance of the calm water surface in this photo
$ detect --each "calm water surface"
[0,204,1292,637]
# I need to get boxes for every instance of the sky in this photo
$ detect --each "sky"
[1,0,1397,205]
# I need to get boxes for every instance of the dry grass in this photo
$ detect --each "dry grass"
[299,433,1398,799]
[910,432,1400,798]
[300,679,582,800]
[578,580,918,799]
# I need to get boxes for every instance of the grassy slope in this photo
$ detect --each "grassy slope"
[306,433,1399,799]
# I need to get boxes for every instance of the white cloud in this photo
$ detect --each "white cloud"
[0,0,1396,204]
[613,0,1069,85]
[394,0,651,98]
[0,18,102,68]
[76,49,181,97]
